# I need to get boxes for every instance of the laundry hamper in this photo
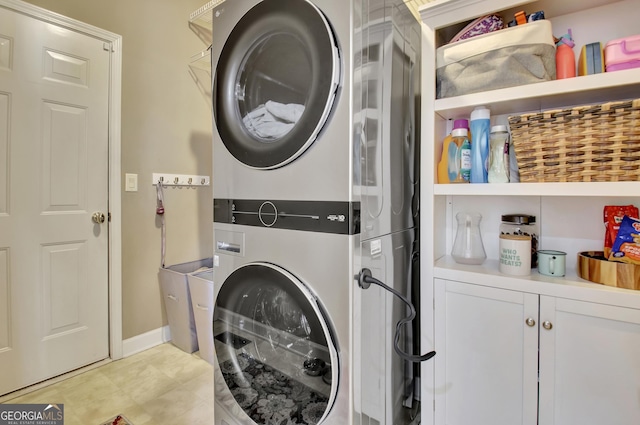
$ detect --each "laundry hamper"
[187,268,215,365]
[159,258,213,353]
[509,98,640,182]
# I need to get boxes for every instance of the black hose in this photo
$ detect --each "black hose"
[358,269,435,363]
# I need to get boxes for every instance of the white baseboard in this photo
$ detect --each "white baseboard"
[122,326,171,358]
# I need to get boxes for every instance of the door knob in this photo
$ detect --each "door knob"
[525,317,536,327]
[542,321,553,330]
[92,212,106,224]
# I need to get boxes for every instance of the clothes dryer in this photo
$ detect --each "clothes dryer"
[211,0,422,238]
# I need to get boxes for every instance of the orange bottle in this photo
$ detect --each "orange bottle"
[437,119,469,184]
[556,30,576,79]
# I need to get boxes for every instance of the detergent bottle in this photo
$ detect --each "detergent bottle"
[470,106,491,183]
[450,127,472,183]
[437,119,469,183]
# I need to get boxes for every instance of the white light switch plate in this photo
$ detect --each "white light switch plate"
[125,173,138,192]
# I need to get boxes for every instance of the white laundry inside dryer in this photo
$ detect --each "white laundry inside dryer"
[243,100,305,139]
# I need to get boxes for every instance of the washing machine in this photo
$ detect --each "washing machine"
[212,218,418,425]
[212,221,353,425]
[211,0,422,238]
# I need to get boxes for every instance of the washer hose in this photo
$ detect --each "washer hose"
[357,268,435,363]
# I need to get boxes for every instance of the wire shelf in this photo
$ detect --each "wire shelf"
[189,0,225,26]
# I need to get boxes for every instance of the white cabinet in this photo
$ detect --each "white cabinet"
[435,279,640,425]
[434,280,538,425]
[419,2,640,423]
[539,296,640,425]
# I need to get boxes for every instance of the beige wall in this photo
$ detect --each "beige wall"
[23,0,214,339]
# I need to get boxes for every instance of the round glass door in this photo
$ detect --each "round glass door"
[213,263,338,425]
[214,0,340,169]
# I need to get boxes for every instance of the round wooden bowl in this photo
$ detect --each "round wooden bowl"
[577,251,640,290]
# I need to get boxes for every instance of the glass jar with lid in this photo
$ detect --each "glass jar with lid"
[500,214,538,268]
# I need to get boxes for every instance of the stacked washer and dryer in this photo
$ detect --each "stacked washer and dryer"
[209,1,427,424]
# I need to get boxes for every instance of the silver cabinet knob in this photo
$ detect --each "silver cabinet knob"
[542,321,553,330]
[92,212,106,224]
[525,317,536,327]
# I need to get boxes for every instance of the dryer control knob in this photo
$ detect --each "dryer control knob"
[258,201,278,227]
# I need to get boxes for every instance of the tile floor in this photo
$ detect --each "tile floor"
[1,343,214,425]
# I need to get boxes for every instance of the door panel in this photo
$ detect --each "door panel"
[434,280,538,425]
[539,297,640,425]
[0,6,109,395]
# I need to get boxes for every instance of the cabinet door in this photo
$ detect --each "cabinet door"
[434,279,538,425]
[539,297,640,425]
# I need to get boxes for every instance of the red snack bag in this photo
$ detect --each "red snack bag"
[604,205,639,258]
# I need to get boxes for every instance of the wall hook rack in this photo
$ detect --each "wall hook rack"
[152,173,210,187]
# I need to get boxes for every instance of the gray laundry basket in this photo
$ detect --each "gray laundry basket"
[159,258,213,353]
[187,268,214,365]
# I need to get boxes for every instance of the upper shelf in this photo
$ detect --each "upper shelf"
[189,0,224,28]
[434,181,640,197]
[434,67,640,119]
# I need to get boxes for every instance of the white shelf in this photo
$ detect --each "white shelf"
[434,67,640,119]
[434,256,640,309]
[189,49,211,71]
[434,181,640,197]
[189,0,224,27]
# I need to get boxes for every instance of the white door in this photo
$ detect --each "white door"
[434,279,539,425]
[0,5,110,395]
[539,297,640,425]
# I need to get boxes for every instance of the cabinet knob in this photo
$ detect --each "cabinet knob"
[525,317,536,327]
[542,321,553,330]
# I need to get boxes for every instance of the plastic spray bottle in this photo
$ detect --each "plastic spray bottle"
[470,106,491,183]
[437,119,469,183]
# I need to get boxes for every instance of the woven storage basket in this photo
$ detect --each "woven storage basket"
[508,98,640,182]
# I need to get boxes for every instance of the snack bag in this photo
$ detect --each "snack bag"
[604,205,639,258]
[609,215,640,264]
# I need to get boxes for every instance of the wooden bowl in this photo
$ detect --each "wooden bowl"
[577,251,640,290]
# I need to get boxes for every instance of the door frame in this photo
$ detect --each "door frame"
[0,0,123,359]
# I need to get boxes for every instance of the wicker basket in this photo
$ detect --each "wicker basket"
[508,98,640,182]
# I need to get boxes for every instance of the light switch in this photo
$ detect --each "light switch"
[125,173,138,192]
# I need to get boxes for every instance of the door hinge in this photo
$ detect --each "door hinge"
[103,42,114,52]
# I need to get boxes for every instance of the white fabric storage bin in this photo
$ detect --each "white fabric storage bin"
[158,258,213,353]
[436,20,556,98]
[187,269,214,365]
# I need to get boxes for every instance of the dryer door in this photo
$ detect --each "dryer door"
[213,262,339,425]
[213,0,340,169]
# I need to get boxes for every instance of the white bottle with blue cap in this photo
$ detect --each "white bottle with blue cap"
[470,106,491,183]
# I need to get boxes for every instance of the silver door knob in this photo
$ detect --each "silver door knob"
[92,212,106,224]
[525,317,536,327]
[542,321,553,330]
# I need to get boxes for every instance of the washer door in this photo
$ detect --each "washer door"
[213,263,339,425]
[214,0,340,169]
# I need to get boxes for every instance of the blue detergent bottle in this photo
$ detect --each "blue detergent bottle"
[470,106,491,183]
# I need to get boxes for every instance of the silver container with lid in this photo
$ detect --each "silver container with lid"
[500,214,538,268]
